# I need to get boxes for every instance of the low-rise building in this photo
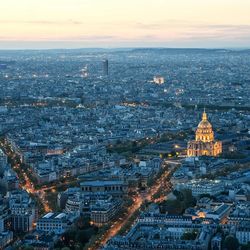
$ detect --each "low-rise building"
[211,234,222,250]
[228,202,250,225]
[90,199,121,225]
[22,231,56,250]
[177,179,224,197]
[8,190,37,232]
[104,212,214,250]
[80,180,128,198]
[36,212,73,235]
[236,221,250,245]
[205,203,231,221]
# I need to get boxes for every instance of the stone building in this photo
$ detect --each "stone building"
[187,111,222,157]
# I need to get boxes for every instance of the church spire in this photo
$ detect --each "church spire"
[202,108,207,121]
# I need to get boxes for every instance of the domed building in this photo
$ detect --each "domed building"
[187,111,222,157]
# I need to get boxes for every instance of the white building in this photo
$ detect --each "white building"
[36,212,71,234]
[177,179,224,197]
[153,76,164,85]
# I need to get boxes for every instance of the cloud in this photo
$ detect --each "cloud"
[133,19,203,30]
[181,24,250,41]
[202,24,250,30]
[134,22,163,30]
[0,17,250,48]
[0,19,83,25]
[55,35,118,42]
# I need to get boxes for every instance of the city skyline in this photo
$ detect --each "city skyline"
[1,0,250,49]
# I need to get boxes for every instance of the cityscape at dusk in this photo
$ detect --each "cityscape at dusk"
[0,1,250,250]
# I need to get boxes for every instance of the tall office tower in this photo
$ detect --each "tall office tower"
[103,59,109,76]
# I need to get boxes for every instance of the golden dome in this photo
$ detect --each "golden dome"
[198,111,212,129]
[187,110,222,157]
[195,110,214,142]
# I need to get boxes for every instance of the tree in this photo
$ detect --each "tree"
[116,139,122,144]
[20,246,34,250]
[181,189,196,208]
[241,242,250,250]
[74,242,83,250]
[61,229,76,245]
[224,235,239,250]
[160,199,183,214]
[75,216,91,230]
[153,233,160,239]
[181,230,198,240]
[76,228,96,245]
[160,189,196,214]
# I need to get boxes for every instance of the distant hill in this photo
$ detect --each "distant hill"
[129,48,230,53]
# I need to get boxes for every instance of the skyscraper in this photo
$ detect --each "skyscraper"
[103,59,109,76]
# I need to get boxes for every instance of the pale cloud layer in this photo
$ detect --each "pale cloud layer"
[0,0,250,49]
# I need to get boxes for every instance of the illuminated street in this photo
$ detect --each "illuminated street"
[0,139,53,213]
[90,163,177,250]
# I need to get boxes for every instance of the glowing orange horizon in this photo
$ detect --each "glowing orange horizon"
[0,0,250,48]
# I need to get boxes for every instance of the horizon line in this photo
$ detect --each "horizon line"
[0,46,250,51]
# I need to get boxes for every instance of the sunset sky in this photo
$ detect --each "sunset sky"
[1,0,250,49]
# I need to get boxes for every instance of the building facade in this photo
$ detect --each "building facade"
[90,199,121,225]
[8,190,37,232]
[187,111,222,157]
[236,222,250,245]
[153,76,164,84]
[36,212,70,234]
[80,180,128,199]
[177,179,224,197]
